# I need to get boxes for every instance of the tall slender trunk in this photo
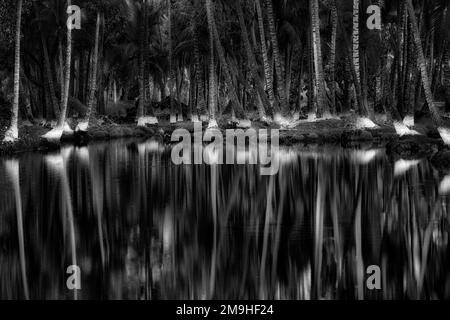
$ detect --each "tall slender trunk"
[235,0,269,120]
[255,0,275,109]
[310,0,328,118]
[352,0,361,113]
[57,0,73,128]
[34,1,59,119]
[444,44,450,106]
[211,8,245,118]
[205,0,217,122]
[84,12,101,125]
[3,0,23,142]
[138,1,146,120]
[406,0,442,126]
[265,0,288,114]
[330,0,338,114]
[168,0,176,122]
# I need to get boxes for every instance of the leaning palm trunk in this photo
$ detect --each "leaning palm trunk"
[310,0,328,118]
[42,0,73,141]
[255,0,275,110]
[444,44,450,107]
[3,0,23,143]
[265,0,288,115]
[205,0,217,127]
[210,9,245,120]
[406,0,450,144]
[76,12,101,132]
[235,0,270,122]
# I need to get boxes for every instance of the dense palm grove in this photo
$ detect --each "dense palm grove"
[0,0,450,143]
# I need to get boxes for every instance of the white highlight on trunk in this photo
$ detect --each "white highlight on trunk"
[200,114,209,122]
[41,127,64,142]
[439,174,450,194]
[403,115,415,127]
[394,159,420,177]
[237,119,252,128]
[438,127,450,145]
[2,126,19,143]
[177,114,184,122]
[355,117,379,129]
[75,120,89,132]
[207,119,218,129]
[393,121,421,136]
[63,122,74,135]
[170,114,177,124]
[137,116,158,126]
[351,149,381,165]
[191,114,200,123]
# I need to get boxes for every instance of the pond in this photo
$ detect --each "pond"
[0,139,449,300]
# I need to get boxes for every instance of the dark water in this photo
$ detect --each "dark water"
[1,139,450,300]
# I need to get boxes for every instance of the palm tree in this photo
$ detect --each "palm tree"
[42,0,73,141]
[205,0,217,128]
[351,0,376,126]
[76,11,101,132]
[265,0,288,117]
[310,0,328,118]
[3,0,23,143]
[255,0,275,110]
[235,0,270,122]
[329,0,338,114]
[168,0,176,123]
[406,0,450,144]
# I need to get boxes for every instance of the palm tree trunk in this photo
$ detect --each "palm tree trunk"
[444,44,450,107]
[406,0,442,126]
[168,0,176,122]
[235,0,269,120]
[205,0,217,124]
[81,11,101,129]
[211,9,245,119]
[265,0,288,115]
[57,0,73,129]
[330,0,338,114]
[352,0,361,113]
[193,26,207,116]
[255,0,275,109]
[3,0,23,142]
[138,1,146,120]
[310,0,328,118]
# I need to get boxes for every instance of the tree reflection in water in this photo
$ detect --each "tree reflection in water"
[0,139,449,300]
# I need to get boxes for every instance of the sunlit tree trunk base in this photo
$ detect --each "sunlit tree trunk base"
[190,114,200,123]
[439,174,450,195]
[75,120,89,133]
[403,115,415,127]
[169,114,177,124]
[355,117,379,130]
[438,127,450,146]
[177,114,184,122]
[207,119,218,129]
[393,121,421,136]
[41,122,73,142]
[137,116,158,127]
[2,127,19,143]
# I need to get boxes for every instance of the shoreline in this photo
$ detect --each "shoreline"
[0,119,449,172]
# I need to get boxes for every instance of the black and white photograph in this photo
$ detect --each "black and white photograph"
[0,0,450,311]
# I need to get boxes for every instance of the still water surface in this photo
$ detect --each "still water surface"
[0,139,449,300]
